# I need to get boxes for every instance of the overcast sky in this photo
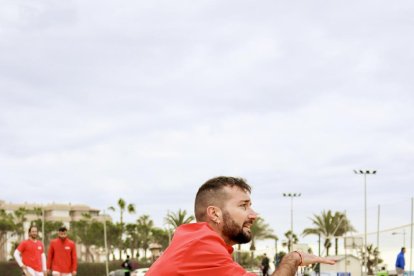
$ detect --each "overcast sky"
[1,0,414,268]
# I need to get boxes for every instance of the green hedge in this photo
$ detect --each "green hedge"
[0,262,20,276]
[0,261,146,276]
[77,261,122,276]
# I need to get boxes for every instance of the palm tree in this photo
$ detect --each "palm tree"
[164,209,194,230]
[249,217,276,258]
[136,215,154,259]
[282,230,299,252]
[151,227,170,250]
[302,210,354,256]
[361,244,383,274]
[303,210,334,256]
[125,223,140,259]
[105,221,123,260]
[109,198,136,259]
[109,198,136,226]
[332,212,355,255]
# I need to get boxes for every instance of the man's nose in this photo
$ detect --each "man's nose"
[249,209,258,220]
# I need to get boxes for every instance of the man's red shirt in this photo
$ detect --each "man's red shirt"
[17,239,44,272]
[47,237,77,273]
[146,222,255,276]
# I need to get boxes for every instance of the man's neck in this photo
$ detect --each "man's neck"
[206,221,236,246]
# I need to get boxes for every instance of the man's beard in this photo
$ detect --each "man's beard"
[222,210,252,244]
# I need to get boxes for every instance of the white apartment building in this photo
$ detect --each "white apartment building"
[0,199,110,262]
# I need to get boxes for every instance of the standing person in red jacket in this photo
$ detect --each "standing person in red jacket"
[47,226,77,276]
[14,225,47,276]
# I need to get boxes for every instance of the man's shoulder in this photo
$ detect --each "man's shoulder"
[172,223,231,254]
[50,238,59,244]
[17,240,28,248]
[182,230,231,256]
[176,223,219,238]
[66,238,76,245]
[176,223,225,244]
[20,239,37,246]
[20,240,43,249]
[148,224,245,275]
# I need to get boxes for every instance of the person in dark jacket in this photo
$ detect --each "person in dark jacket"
[261,253,270,276]
[121,255,133,276]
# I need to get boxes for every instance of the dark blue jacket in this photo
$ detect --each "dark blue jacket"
[396,252,405,269]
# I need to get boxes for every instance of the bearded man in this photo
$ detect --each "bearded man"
[146,176,335,276]
[47,226,77,276]
[14,226,47,276]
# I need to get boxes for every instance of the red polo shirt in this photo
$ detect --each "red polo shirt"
[146,222,255,276]
[47,238,77,273]
[17,239,44,272]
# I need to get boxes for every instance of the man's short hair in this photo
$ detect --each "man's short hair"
[28,225,37,233]
[58,226,67,232]
[194,176,251,222]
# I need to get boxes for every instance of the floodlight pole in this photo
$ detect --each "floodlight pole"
[410,197,413,276]
[376,205,380,270]
[377,205,380,249]
[354,169,377,275]
[283,193,301,251]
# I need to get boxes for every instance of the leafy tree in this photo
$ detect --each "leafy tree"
[303,211,334,256]
[0,209,15,259]
[332,212,355,255]
[302,210,354,256]
[237,251,260,269]
[282,230,299,252]
[249,217,276,257]
[70,214,104,262]
[164,209,194,230]
[125,223,140,259]
[105,221,122,261]
[13,207,28,241]
[136,215,154,259]
[151,227,170,250]
[109,199,135,260]
[361,244,383,275]
[109,199,136,226]
[31,207,43,219]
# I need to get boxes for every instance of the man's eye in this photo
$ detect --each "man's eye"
[241,205,247,210]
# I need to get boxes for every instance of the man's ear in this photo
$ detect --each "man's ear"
[206,206,222,223]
